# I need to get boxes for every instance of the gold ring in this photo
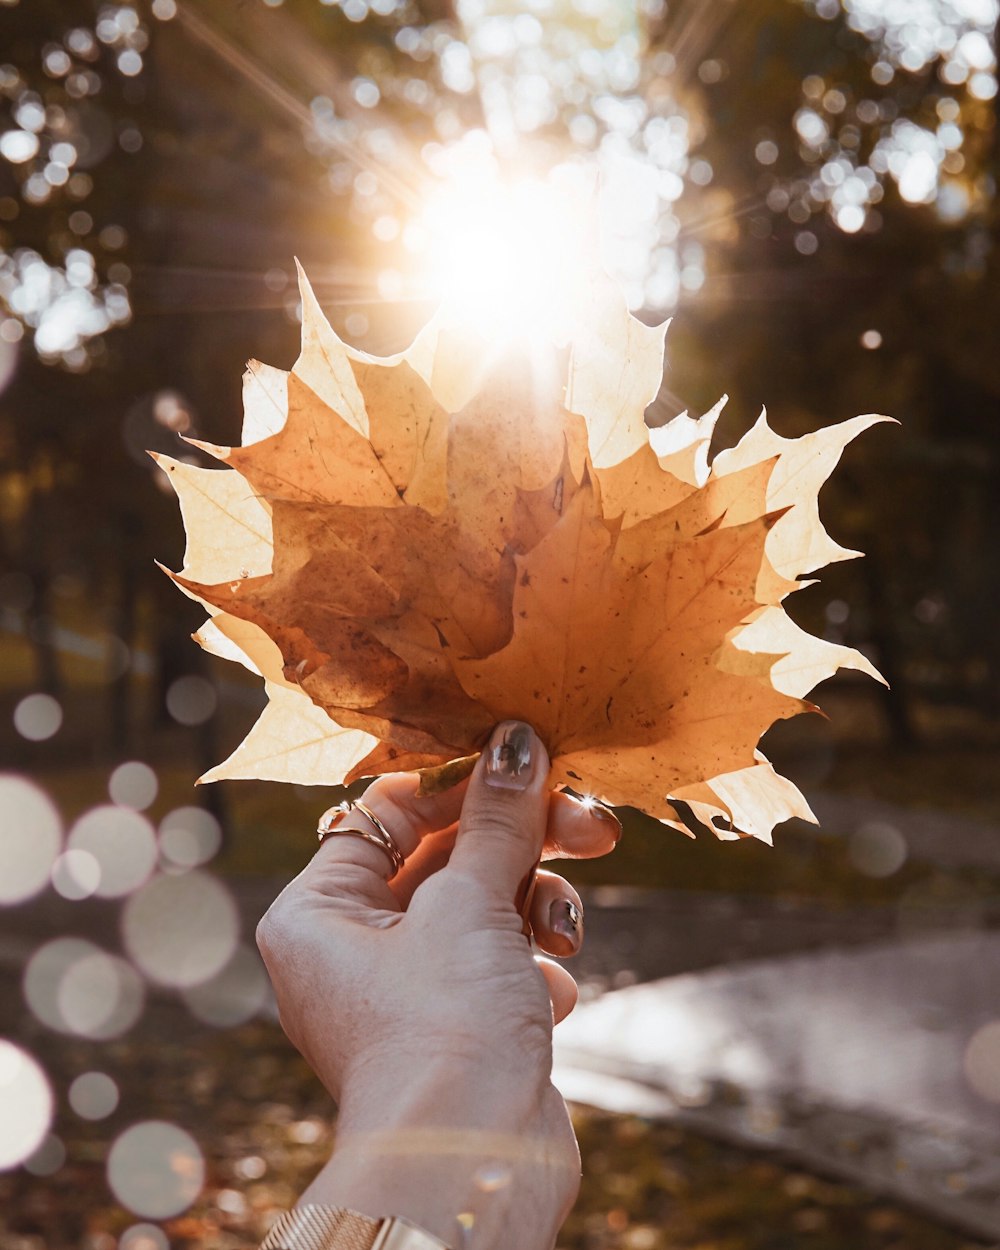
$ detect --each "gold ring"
[316,799,406,879]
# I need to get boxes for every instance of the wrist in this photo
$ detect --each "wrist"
[303,1057,578,1249]
[338,1049,547,1139]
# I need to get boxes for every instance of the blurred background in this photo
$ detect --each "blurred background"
[2,1,1000,1247]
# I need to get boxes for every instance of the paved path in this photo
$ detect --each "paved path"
[548,795,1000,1240]
[554,931,1000,1240]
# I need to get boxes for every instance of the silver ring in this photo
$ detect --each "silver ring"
[316,799,406,880]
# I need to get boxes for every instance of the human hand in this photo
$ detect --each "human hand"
[255,721,620,1249]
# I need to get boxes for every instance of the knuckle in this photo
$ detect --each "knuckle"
[465,807,529,849]
[371,790,422,853]
[255,889,297,958]
[255,911,277,958]
[347,779,422,855]
[360,774,393,802]
[312,858,387,904]
[361,776,410,821]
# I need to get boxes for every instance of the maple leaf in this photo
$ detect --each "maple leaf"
[156,262,891,844]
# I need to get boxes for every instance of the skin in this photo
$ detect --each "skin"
[255,721,620,1248]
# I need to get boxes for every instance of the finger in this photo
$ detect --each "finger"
[390,793,618,908]
[543,792,621,862]
[537,956,579,1025]
[528,871,584,959]
[390,823,458,908]
[302,772,470,907]
[447,721,549,903]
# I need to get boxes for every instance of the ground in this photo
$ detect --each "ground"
[1,1014,991,1250]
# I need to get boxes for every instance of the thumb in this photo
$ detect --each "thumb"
[447,721,549,903]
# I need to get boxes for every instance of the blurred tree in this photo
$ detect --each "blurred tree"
[0,0,996,780]
[661,0,1000,738]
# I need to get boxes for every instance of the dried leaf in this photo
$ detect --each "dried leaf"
[712,409,895,584]
[241,359,288,445]
[415,754,480,797]
[199,679,378,786]
[158,261,890,843]
[669,753,817,846]
[565,268,670,467]
[152,454,272,583]
[193,613,378,785]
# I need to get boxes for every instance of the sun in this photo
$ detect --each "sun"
[412,162,597,346]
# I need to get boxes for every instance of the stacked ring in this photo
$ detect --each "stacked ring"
[317,799,406,880]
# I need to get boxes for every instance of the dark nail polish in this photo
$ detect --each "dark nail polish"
[485,722,534,791]
[550,899,582,947]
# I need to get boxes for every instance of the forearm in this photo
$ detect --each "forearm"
[299,1061,578,1249]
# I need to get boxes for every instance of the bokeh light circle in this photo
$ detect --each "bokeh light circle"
[67,805,157,898]
[964,1021,1000,1103]
[234,1154,266,1180]
[23,1133,66,1176]
[181,945,270,1027]
[109,761,159,811]
[24,937,145,1039]
[69,1070,120,1120]
[58,952,141,1037]
[848,821,907,878]
[159,806,222,869]
[107,1122,204,1218]
[51,848,101,900]
[0,1040,53,1170]
[122,871,239,987]
[166,675,217,726]
[0,774,62,904]
[13,692,63,741]
[119,1224,170,1250]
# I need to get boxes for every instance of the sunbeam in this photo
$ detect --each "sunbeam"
[176,3,423,209]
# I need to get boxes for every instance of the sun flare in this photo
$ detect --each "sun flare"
[414,165,596,344]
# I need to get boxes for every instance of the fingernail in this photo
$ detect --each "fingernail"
[550,899,583,948]
[591,802,622,844]
[485,721,535,791]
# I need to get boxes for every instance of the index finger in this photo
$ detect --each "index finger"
[388,789,620,909]
[299,772,472,908]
